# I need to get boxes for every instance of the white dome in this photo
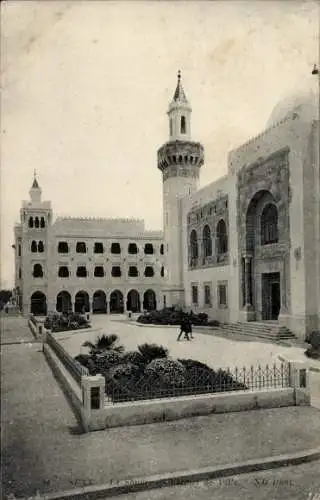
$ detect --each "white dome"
[266,89,319,128]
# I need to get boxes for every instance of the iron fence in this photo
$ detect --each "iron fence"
[104,362,291,403]
[47,332,89,385]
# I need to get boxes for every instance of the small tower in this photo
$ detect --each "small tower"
[16,173,53,315]
[157,71,204,307]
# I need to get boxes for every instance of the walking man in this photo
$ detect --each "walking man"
[177,313,190,341]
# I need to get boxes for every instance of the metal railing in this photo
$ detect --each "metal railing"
[104,362,290,404]
[46,332,89,385]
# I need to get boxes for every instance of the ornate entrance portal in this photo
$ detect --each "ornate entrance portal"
[262,272,281,320]
[237,148,291,322]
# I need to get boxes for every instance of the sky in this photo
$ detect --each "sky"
[1,0,319,289]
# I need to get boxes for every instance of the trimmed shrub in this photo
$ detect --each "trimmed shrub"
[44,311,90,332]
[89,351,122,375]
[145,358,186,386]
[109,363,141,380]
[207,320,220,327]
[178,358,246,392]
[138,343,168,364]
[121,350,145,367]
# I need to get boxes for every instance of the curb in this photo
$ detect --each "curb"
[18,446,320,500]
[278,354,320,373]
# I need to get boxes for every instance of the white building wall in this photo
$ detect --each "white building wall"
[228,111,319,337]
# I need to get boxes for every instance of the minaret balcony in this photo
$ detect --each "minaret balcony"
[157,140,204,172]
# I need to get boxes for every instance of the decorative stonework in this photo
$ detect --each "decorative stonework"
[162,164,200,181]
[157,140,204,181]
[236,147,291,316]
[187,194,229,270]
[237,147,290,253]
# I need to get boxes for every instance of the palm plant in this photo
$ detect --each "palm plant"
[82,334,124,354]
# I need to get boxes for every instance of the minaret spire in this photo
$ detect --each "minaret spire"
[32,169,40,189]
[173,69,187,102]
[29,170,41,201]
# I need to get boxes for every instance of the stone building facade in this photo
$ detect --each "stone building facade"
[14,179,164,316]
[158,74,319,339]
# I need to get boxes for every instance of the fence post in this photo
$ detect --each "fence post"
[42,328,49,351]
[288,361,311,406]
[81,375,105,421]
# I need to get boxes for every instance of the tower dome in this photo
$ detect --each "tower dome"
[266,89,319,128]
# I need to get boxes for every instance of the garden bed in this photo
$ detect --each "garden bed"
[137,307,220,327]
[44,312,91,333]
[75,335,247,403]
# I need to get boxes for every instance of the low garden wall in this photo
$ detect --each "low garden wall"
[28,316,47,339]
[43,343,88,431]
[42,331,312,433]
[88,387,301,431]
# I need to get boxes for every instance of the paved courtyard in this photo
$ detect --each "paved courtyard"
[58,314,319,372]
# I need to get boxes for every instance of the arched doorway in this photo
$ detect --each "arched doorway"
[109,290,124,314]
[126,289,140,313]
[56,291,72,313]
[30,291,47,316]
[143,289,157,311]
[244,190,281,320]
[92,290,107,314]
[75,291,90,313]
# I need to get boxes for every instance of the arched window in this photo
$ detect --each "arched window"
[58,241,69,253]
[181,116,186,134]
[144,266,154,277]
[29,217,33,228]
[261,203,278,245]
[31,241,37,253]
[170,118,173,136]
[190,230,198,261]
[111,242,121,254]
[33,264,43,278]
[40,217,45,228]
[144,243,154,255]
[38,241,44,253]
[94,266,104,277]
[76,242,86,253]
[216,220,228,254]
[111,266,121,277]
[18,243,21,256]
[128,266,138,277]
[94,242,104,254]
[203,225,212,258]
[128,243,138,254]
[161,266,164,277]
[160,244,164,255]
[58,266,69,278]
[19,268,22,279]
[76,266,87,277]
[35,217,39,228]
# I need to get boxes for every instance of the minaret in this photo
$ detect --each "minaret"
[157,71,204,307]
